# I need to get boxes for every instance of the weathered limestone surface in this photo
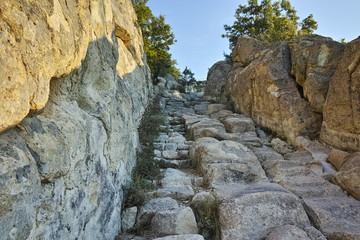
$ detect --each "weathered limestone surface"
[216,183,311,240]
[266,225,327,240]
[0,0,152,239]
[303,197,360,239]
[291,35,344,113]
[331,152,360,200]
[203,61,232,103]
[190,138,267,186]
[227,36,321,142]
[0,0,146,132]
[321,37,360,151]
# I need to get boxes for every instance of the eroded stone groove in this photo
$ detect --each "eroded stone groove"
[119,91,360,240]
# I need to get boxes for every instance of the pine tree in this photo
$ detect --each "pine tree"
[222,0,318,50]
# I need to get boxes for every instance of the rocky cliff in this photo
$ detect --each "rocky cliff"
[321,37,360,151]
[206,34,360,202]
[227,35,325,142]
[225,35,349,147]
[0,0,152,239]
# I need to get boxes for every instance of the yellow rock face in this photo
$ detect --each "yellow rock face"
[0,0,144,132]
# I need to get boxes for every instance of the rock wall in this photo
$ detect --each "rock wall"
[291,35,344,113]
[224,35,348,146]
[321,37,360,151]
[227,36,322,142]
[0,0,152,239]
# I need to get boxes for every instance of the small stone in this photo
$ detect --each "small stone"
[178,150,189,159]
[161,168,192,188]
[265,225,310,240]
[333,167,360,201]
[206,104,228,114]
[165,143,177,151]
[9,228,17,240]
[223,117,255,133]
[177,144,189,150]
[327,148,350,170]
[154,150,162,158]
[162,150,179,159]
[271,138,294,154]
[156,186,195,201]
[169,132,182,137]
[159,125,168,131]
[151,207,198,236]
[157,135,169,143]
[168,135,186,144]
[153,234,205,240]
[121,207,138,232]
[154,143,165,151]
[192,177,204,187]
[137,197,179,227]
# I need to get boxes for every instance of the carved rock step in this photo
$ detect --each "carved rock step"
[190,137,267,186]
[153,234,205,240]
[278,176,346,199]
[265,225,326,240]
[303,197,360,239]
[151,207,198,236]
[213,183,313,240]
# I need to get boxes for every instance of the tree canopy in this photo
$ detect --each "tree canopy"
[132,0,180,82]
[182,67,196,84]
[222,0,318,50]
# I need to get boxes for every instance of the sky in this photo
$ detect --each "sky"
[147,0,360,80]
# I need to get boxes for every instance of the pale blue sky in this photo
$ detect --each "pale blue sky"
[147,0,360,80]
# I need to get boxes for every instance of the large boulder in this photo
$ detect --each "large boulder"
[291,35,344,113]
[231,35,265,67]
[303,197,360,239]
[0,0,152,239]
[228,36,321,142]
[332,152,360,200]
[215,183,311,240]
[203,61,232,103]
[189,137,267,186]
[321,37,360,151]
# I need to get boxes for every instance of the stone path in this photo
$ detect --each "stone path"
[117,91,360,240]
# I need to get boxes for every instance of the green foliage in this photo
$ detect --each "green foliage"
[340,38,347,44]
[182,66,196,84]
[191,197,221,240]
[125,96,166,207]
[222,0,318,50]
[194,81,206,92]
[176,78,186,93]
[132,0,180,82]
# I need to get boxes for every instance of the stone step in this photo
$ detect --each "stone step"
[303,197,360,239]
[214,183,311,240]
[146,185,195,201]
[153,234,205,240]
[137,197,179,227]
[284,183,346,199]
[151,207,198,237]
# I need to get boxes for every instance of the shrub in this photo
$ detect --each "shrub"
[124,95,166,207]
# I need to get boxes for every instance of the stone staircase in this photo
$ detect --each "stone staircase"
[117,91,360,240]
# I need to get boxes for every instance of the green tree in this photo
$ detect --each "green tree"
[182,67,196,84]
[132,0,180,82]
[222,0,318,50]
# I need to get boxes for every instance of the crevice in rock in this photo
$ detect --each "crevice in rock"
[296,82,305,99]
